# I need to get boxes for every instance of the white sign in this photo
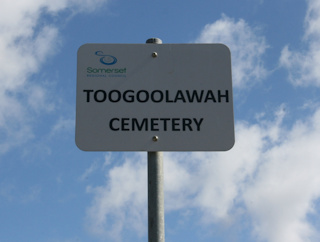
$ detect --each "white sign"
[76,44,234,151]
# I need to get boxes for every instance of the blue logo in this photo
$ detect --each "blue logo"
[95,51,117,65]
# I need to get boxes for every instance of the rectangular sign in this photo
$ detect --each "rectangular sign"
[76,44,234,151]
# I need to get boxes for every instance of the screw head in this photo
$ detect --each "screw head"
[146,38,163,44]
[152,136,159,142]
[152,52,158,58]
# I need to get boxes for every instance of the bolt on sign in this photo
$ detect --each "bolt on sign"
[76,44,234,151]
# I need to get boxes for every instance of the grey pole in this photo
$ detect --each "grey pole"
[146,38,165,242]
[148,152,165,242]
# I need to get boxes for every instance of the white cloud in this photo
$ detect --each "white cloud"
[85,123,262,239]
[85,106,320,242]
[27,84,56,113]
[195,15,268,89]
[244,108,320,242]
[85,153,148,241]
[280,0,320,87]
[50,117,75,136]
[0,0,108,153]
[79,161,99,181]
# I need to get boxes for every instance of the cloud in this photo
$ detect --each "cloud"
[195,15,268,89]
[0,182,41,203]
[280,0,320,87]
[79,161,99,181]
[50,117,75,137]
[244,108,320,242]
[0,0,108,153]
[76,13,320,242]
[85,153,148,242]
[85,105,320,242]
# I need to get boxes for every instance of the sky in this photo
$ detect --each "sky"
[1,0,320,241]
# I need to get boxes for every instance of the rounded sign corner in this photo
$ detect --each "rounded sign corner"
[77,43,90,55]
[224,138,235,151]
[217,43,231,55]
[75,138,89,152]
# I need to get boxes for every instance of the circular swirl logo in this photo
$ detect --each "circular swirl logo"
[95,51,117,65]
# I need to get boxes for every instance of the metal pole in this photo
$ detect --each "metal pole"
[148,152,165,242]
[146,37,165,242]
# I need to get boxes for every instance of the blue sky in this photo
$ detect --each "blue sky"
[1,0,320,241]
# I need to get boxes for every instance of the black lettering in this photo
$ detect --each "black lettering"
[165,90,174,103]
[123,90,134,102]
[109,118,204,132]
[218,90,229,103]
[132,118,148,131]
[83,90,94,102]
[137,90,149,102]
[109,118,119,131]
[186,90,204,102]
[182,118,193,131]
[121,118,130,131]
[174,90,186,102]
[204,90,217,102]
[172,118,180,131]
[193,118,204,131]
[109,90,121,102]
[151,90,164,103]
[160,118,170,131]
[94,90,107,102]
[151,118,159,131]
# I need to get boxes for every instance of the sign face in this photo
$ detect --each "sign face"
[76,44,234,151]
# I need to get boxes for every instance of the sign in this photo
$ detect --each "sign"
[76,44,234,151]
